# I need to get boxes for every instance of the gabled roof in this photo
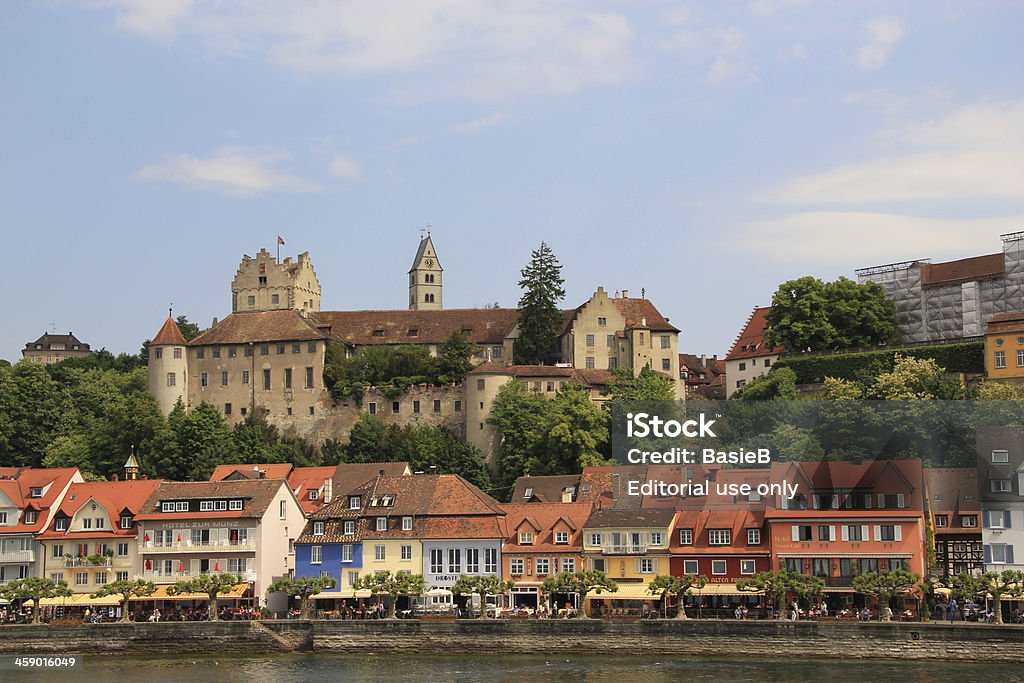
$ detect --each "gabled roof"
[584,508,676,529]
[726,306,783,361]
[23,332,91,351]
[332,462,411,498]
[37,479,162,540]
[0,468,82,534]
[151,316,187,346]
[210,463,295,481]
[311,309,518,346]
[135,479,289,520]
[610,297,678,333]
[986,310,1024,334]
[924,468,980,535]
[510,474,582,503]
[189,310,328,346]
[500,502,594,552]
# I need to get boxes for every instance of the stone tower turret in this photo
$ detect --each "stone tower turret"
[408,234,443,310]
[147,315,189,415]
[232,249,321,314]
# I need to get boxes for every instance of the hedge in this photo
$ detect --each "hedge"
[774,341,985,385]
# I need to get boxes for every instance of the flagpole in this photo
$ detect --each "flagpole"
[276,237,280,263]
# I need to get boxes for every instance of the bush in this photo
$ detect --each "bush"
[775,341,984,385]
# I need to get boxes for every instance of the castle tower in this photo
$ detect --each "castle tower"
[408,233,443,310]
[124,449,140,481]
[232,249,321,314]
[147,314,189,415]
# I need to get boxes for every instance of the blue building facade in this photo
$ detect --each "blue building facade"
[295,541,363,591]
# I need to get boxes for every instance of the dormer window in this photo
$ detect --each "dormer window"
[216,500,228,511]
[55,517,68,531]
[161,502,175,512]
[29,487,43,498]
[519,531,534,545]
[313,521,325,536]
[376,517,387,531]
[120,516,132,529]
[349,496,361,510]
[344,520,356,535]
[993,450,1010,464]
[555,531,569,544]
[309,490,320,501]
[402,516,413,531]
[372,329,384,337]
[523,487,534,499]
[24,510,38,524]
[407,328,419,337]
[229,500,242,511]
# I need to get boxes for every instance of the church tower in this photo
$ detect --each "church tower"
[147,313,189,415]
[408,233,443,310]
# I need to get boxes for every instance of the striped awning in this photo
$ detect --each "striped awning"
[310,589,373,600]
[26,593,123,607]
[586,584,658,600]
[134,583,250,601]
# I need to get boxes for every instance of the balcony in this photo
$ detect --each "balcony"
[0,550,35,564]
[142,541,257,554]
[64,556,113,568]
[138,570,257,583]
[600,545,647,555]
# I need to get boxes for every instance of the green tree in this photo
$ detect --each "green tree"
[867,354,963,400]
[0,361,64,467]
[764,276,897,352]
[851,568,922,620]
[0,577,73,624]
[487,380,549,495]
[437,331,476,384]
[647,573,706,619]
[540,570,617,619]
[91,579,157,621]
[606,365,676,402]
[354,570,426,619]
[737,569,789,618]
[735,367,798,400]
[167,573,243,621]
[528,384,610,476]
[514,242,565,365]
[267,575,338,619]
[953,570,1024,624]
[787,572,826,609]
[452,575,514,618]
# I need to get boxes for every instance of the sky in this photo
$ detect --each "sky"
[2,1,1023,363]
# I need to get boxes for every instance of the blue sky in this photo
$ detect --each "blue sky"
[2,1,1023,362]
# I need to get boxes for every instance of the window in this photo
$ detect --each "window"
[276,343,285,355]
[555,531,569,545]
[991,543,1009,564]
[708,529,731,545]
[173,348,182,359]
[367,402,378,415]
[661,335,671,349]
[736,380,746,389]
[244,346,254,357]
[534,557,549,575]
[430,549,444,574]
[818,525,835,542]
[402,516,413,531]
[649,532,663,546]
[739,362,746,372]
[993,450,1010,463]
[1018,350,1024,367]
[597,317,607,326]
[683,560,699,575]
[154,348,163,360]
[465,548,480,573]
[448,548,461,573]
[662,358,671,371]
[485,548,498,573]
[962,515,977,528]
[992,479,1012,493]
[260,344,269,356]
[117,542,129,556]
[167,372,176,387]
[51,544,64,558]
[400,544,412,561]
[510,558,524,575]
[589,533,603,546]
[303,367,314,389]
[311,546,323,564]
[76,572,89,585]
[845,525,865,542]
[280,500,287,519]
[263,369,271,390]
[639,332,644,344]
[878,493,905,509]
[229,500,242,511]
[82,517,92,529]
[638,558,654,574]
[995,350,1007,369]
[711,560,727,575]
[392,401,400,414]
[116,571,129,582]
[241,369,250,385]
[519,531,534,545]
[313,521,325,536]
[585,356,595,369]
[989,511,1010,529]
[679,529,693,545]
[607,334,615,348]
[24,510,38,524]
[740,560,756,575]
[747,529,760,545]
[224,403,232,416]
[764,359,771,367]
[55,517,67,531]
[586,334,595,347]
[161,502,174,512]
[200,501,214,512]
[344,520,356,535]
[878,525,898,541]
[376,517,388,531]
[95,572,108,585]
[454,400,462,412]
[794,525,813,542]
[934,515,948,528]
[375,545,386,561]
[229,347,237,358]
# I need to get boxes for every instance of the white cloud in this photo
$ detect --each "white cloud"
[728,212,1024,266]
[661,20,758,85]
[329,155,363,180]
[855,16,904,70]
[448,113,505,134]
[74,1,637,100]
[759,100,1024,204]
[136,147,321,196]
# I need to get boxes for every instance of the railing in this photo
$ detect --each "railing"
[138,570,257,583]
[64,556,113,567]
[143,542,257,553]
[0,550,35,563]
[600,545,647,555]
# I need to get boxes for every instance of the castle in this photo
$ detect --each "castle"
[147,236,682,467]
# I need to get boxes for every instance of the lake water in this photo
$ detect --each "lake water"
[9,653,1020,682]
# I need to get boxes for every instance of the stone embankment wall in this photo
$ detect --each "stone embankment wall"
[1,620,1021,662]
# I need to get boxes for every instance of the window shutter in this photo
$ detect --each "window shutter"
[1005,511,1013,529]
[841,526,849,542]
[792,526,800,542]
[983,511,990,529]
[984,544,992,564]
[812,495,821,509]
[1008,545,1015,565]
[897,493,905,509]
[861,525,869,541]
[873,525,882,541]
[865,496,872,509]
[652,558,659,573]
[829,526,836,542]
[894,526,902,542]
[831,494,839,509]
[635,558,641,573]
[877,494,885,508]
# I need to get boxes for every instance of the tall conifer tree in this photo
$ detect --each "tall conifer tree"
[515,242,565,365]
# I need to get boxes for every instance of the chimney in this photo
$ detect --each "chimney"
[622,289,630,298]
[112,474,119,482]
[211,317,219,327]
[429,466,437,474]
[641,317,646,327]
[379,469,385,476]
[614,290,620,298]
[700,354,707,367]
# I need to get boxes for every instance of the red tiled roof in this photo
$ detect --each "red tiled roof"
[151,316,187,346]
[189,310,328,346]
[469,363,576,378]
[311,309,518,346]
[501,502,594,551]
[135,479,288,520]
[0,468,81,534]
[986,310,1024,334]
[510,475,582,503]
[610,298,679,333]
[921,253,1004,288]
[37,479,162,540]
[210,463,295,481]
[726,306,783,360]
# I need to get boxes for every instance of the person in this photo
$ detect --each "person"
[949,598,958,622]
[735,606,743,620]
[882,605,893,622]
[860,607,871,622]
[935,601,947,620]
[819,604,828,618]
